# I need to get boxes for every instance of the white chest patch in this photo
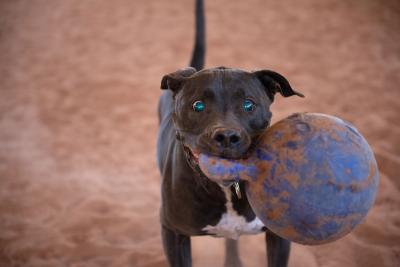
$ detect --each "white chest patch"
[202,187,265,240]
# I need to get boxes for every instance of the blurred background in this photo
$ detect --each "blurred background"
[0,0,399,266]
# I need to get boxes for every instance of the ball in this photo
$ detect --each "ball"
[198,113,379,245]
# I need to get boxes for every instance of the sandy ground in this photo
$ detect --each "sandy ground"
[1,0,400,266]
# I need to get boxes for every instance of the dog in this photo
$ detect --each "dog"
[157,1,303,266]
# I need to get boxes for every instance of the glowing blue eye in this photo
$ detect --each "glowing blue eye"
[193,100,205,112]
[243,99,255,112]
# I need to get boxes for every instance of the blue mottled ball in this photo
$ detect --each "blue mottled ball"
[199,113,379,245]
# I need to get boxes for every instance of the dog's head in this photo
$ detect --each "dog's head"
[161,66,303,161]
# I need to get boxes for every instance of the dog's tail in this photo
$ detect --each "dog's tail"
[189,0,206,71]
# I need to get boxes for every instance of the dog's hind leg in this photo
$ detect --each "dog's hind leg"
[266,231,290,267]
[162,225,192,267]
[224,238,243,267]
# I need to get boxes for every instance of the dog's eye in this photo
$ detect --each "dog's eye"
[243,99,255,112]
[192,100,205,112]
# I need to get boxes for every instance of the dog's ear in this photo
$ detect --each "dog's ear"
[253,70,304,101]
[160,67,197,93]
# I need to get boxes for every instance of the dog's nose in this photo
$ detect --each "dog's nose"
[212,129,242,148]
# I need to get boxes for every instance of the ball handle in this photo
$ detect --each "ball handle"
[198,153,260,184]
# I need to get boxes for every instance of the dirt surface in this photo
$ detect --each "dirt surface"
[1,0,399,266]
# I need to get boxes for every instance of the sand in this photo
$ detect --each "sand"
[0,0,399,266]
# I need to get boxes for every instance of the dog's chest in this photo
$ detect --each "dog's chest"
[202,187,265,240]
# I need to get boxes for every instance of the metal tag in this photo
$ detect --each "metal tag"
[234,182,242,199]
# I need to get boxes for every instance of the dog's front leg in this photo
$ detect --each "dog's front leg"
[266,231,291,267]
[162,225,192,267]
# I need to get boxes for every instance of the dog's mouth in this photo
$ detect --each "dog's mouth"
[182,137,262,187]
[182,145,200,166]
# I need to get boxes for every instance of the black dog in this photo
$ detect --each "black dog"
[157,1,303,266]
